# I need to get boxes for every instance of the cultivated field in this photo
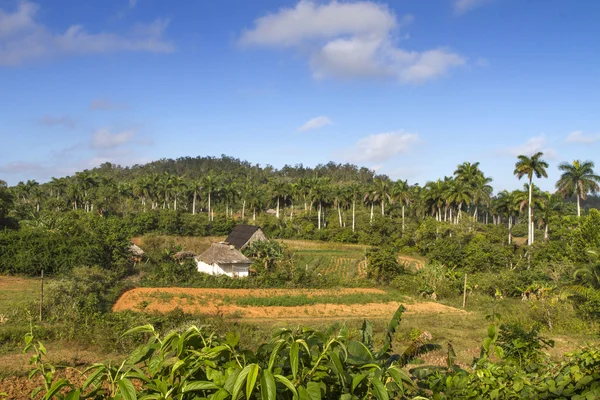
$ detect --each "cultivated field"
[113,287,466,319]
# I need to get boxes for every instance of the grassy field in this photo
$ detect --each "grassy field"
[0,276,40,323]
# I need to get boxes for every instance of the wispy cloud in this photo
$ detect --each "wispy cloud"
[298,116,332,131]
[0,1,173,66]
[501,135,557,159]
[91,128,136,149]
[240,1,465,84]
[565,130,600,144]
[335,131,419,163]
[90,98,128,111]
[0,161,45,174]
[37,115,76,128]
[454,0,493,15]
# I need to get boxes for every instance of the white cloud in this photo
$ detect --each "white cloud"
[565,130,600,144]
[240,1,465,84]
[454,0,492,15]
[337,131,419,163]
[503,135,557,159]
[38,115,76,128]
[0,1,173,66]
[298,116,332,131]
[91,128,136,149]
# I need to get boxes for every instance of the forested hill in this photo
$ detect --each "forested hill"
[89,155,379,184]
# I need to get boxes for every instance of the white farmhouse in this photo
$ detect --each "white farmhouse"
[196,242,252,278]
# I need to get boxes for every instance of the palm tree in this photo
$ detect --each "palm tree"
[514,183,545,245]
[311,178,330,230]
[392,180,412,234]
[363,185,376,224]
[447,180,471,224]
[514,152,549,245]
[203,174,217,221]
[189,180,203,215]
[268,179,288,219]
[495,190,518,244]
[372,177,392,216]
[556,160,600,217]
[347,182,361,232]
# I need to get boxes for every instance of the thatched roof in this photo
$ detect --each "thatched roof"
[129,244,145,257]
[173,251,197,261]
[225,225,262,250]
[196,243,251,265]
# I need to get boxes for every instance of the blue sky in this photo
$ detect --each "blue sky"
[1,0,600,191]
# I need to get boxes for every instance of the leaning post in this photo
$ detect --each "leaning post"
[39,268,44,322]
[462,273,467,309]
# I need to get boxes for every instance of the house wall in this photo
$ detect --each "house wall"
[245,229,267,248]
[197,261,250,278]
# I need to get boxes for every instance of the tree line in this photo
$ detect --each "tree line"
[2,153,599,245]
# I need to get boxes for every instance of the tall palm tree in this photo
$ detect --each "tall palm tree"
[347,182,361,232]
[495,190,518,244]
[189,180,203,215]
[514,152,549,245]
[447,180,471,223]
[556,160,600,217]
[312,177,330,230]
[392,180,412,234]
[203,174,217,221]
[372,177,392,216]
[268,179,288,219]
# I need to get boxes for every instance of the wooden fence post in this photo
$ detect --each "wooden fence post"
[462,273,467,309]
[39,269,44,323]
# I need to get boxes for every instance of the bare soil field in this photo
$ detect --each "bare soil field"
[113,287,466,319]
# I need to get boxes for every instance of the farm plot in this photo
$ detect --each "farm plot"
[292,249,368,280]
[113,287,465,319]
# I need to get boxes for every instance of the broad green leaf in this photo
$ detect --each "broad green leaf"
[260,369,276,400]
[231,364,253,400]
[117,378,137,400]
[347,341,375,365]
[65,389,81,400]
[210,388,231,400]
[226,331,240,347]
[122,324,155,338]
[183,381,219,392]
[274,374,298,397]
[43,379,70,400]
[82,365,107,390]
[290,341,299,380]
[370,377,389,400]
[387,366,414,388]
[268,340,285,371]
[224,369,241,394]
[306,382,322,400]
[351,374,367,393]
[246,364,260,399]
[24,332,33,346]
[37,341,47,356]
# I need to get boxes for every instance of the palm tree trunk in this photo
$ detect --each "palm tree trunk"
[338,205,343,227]
[276,198,280,219]
[508,217,512,245]
[352,200,356,232]
[528,177,533,246]
[192,192,197,215]
[318,202,322,230]
[577,193,581,217]
[253,208,256,221]
[208,192,212,221]
[242,199,246,219]
[402,205,405,236]
[544,223,549,241]
[381,200,384,216]
[370,202,374,224]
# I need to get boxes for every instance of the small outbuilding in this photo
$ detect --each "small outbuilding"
[196,242,252,278]
[225,224,267,250]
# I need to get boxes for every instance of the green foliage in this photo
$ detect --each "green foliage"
[366,246,404,282]
[496,323,555,367]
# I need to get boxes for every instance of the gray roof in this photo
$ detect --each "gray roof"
[225,225,262,250]
[196,243,252,265]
